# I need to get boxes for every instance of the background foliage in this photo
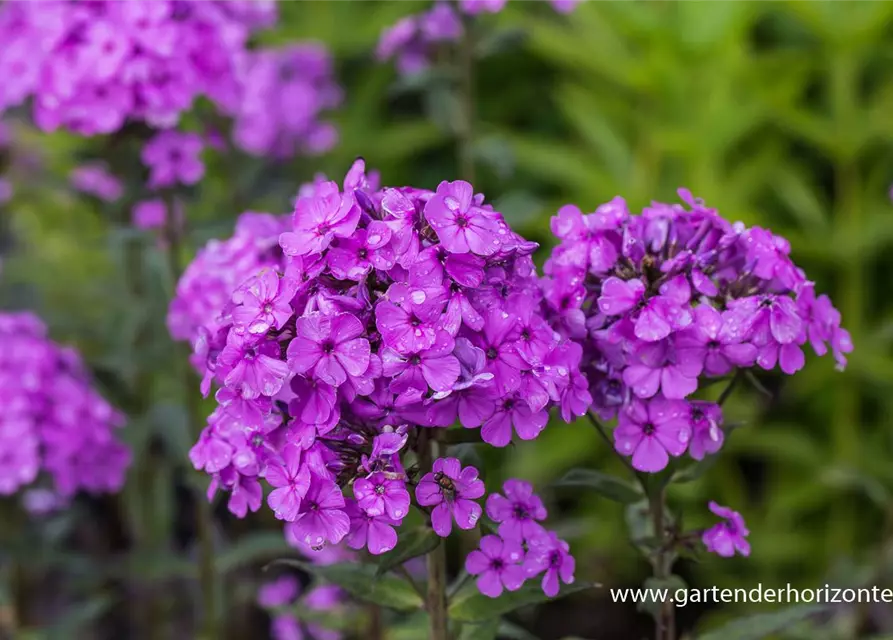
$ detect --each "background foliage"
[2,1,893,639]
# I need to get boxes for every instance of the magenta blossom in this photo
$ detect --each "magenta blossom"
[415,457,484,537]
[285,479,350,551]
[141,131,205,189]
[687,401,724,461]
[523,531,575,597]
[264,444,312,522]
[485,479,548,542]
[424,180,503,255]
[465,535,526,598]
[613,396,691,472]
[232,270,299,335]
[353,472,410,520]
[702,501,750,558]
[287,313,371,387]
[345,500,400,555]
[280,181,360,257]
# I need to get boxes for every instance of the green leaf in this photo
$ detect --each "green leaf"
[498,621,541,640]
[217,532,295,574]
[375,526,441,577]
[672,454,720,483]
[448,580,598,623]
[43,596,114,640]
[271,560,423,611]
[697,604,825,640]
[458,618,500,640]
[552,468,642,504]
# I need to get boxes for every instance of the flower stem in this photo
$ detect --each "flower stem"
[418,430,449,640]
[646,483,675,640]
[587,411,635,473]
[162,197,218,639]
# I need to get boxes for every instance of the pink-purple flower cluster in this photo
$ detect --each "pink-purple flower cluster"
[0,0,276,135]
[542,189,851,474]
[466,479,575,598]
[186,160,586,553]
[167,212,288,351]
[233,45,342,159]
[377,0,581,75]
[0,312,130,498]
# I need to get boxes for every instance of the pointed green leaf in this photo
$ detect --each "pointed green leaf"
[552,468,642,504]
[217,532,294,574]
[448,580,598,623]
[271,560,423,611]
[697,604,825,640]
[375,526,441,577]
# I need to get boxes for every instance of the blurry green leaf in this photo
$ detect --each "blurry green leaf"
[272,560,423,611]
[42,596,114,640]
[498,621,540,640]
[820,466,890,508]
[376,526,441,577]
[552,468,642,504]
[475,27,527,59]
[448,442,484,470]
[146,402,192,461]
[448,580,598,623]
[672,454,719,484]
[697,604,825,640]
[217,532,294,574]
[458,618,500,640]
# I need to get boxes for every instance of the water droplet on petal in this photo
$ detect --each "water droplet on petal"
[411,290,427,304]
[368,235,381,245]
[678,430,690,444]
[709,425,721,442]
[468,511,479,524]
[623,442,633,452]
[394,509,403,518]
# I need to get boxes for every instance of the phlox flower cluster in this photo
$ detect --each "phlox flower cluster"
[167,212,288,352]
[466,479,574,598]
[186,160,587,556]
[0,0,276,134]
[542,189,851,475]
[233,45,342,159]
[0,312,130,498]
[377,0,580,75]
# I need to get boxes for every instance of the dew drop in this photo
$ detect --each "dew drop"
[468,511,479,524]
[393,509,403,518]
[709,425,721,442]
[678,430,690,444]
[411,290,427,304]
[414,329,422,336]
[623,442,633,452]
[368,235,381,245]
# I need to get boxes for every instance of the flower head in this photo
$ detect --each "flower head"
[415,457,484,537]
[465,534,526,598]
[485,479,548,542]
[702,501,750,558]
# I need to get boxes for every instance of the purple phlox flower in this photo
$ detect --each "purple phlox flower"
[212,468,262,518]
[458,0,508,15]
[141,131,204,189]
[424,180,503,256]
[354,472,410,520]
[131,199,167,230]
[613,396,691,473]
[265,443,312,522]
[421,2,463,41]
[481,392,549,448]
[287,313,371,387]
[743,227,801,290]
[634,274,693,342]
[415,457,484,537]
[514,306,558,365]
[285,478,350,550]
[69,163,123,202]
[550,0,583,13]
[382,330,460,401]
[218,333,290,398]
[797,282,852,370]
[345,499,400,555]
[725,295,805,374]
[360,429,409,475]
[465,534,526,598]
[280,181,360,257]
[474,309,524,395]
[231,270,299,335]
[522,531,575,597]
[327,222,395,280]
[702,501,750,558]
[485,479,548,542]
[675,305,757,377]
[687,401,724,461]
[289,376,338,429]
[376,282,447,355]
[189,427,233,474]
[622,336,703,400]
[258,575,300,608]
[597,276,645,316]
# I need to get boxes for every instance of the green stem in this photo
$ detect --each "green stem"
[646,483,675,640]
[162,196,218,639]
[418,431,449,640]
[587,412,635,473]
